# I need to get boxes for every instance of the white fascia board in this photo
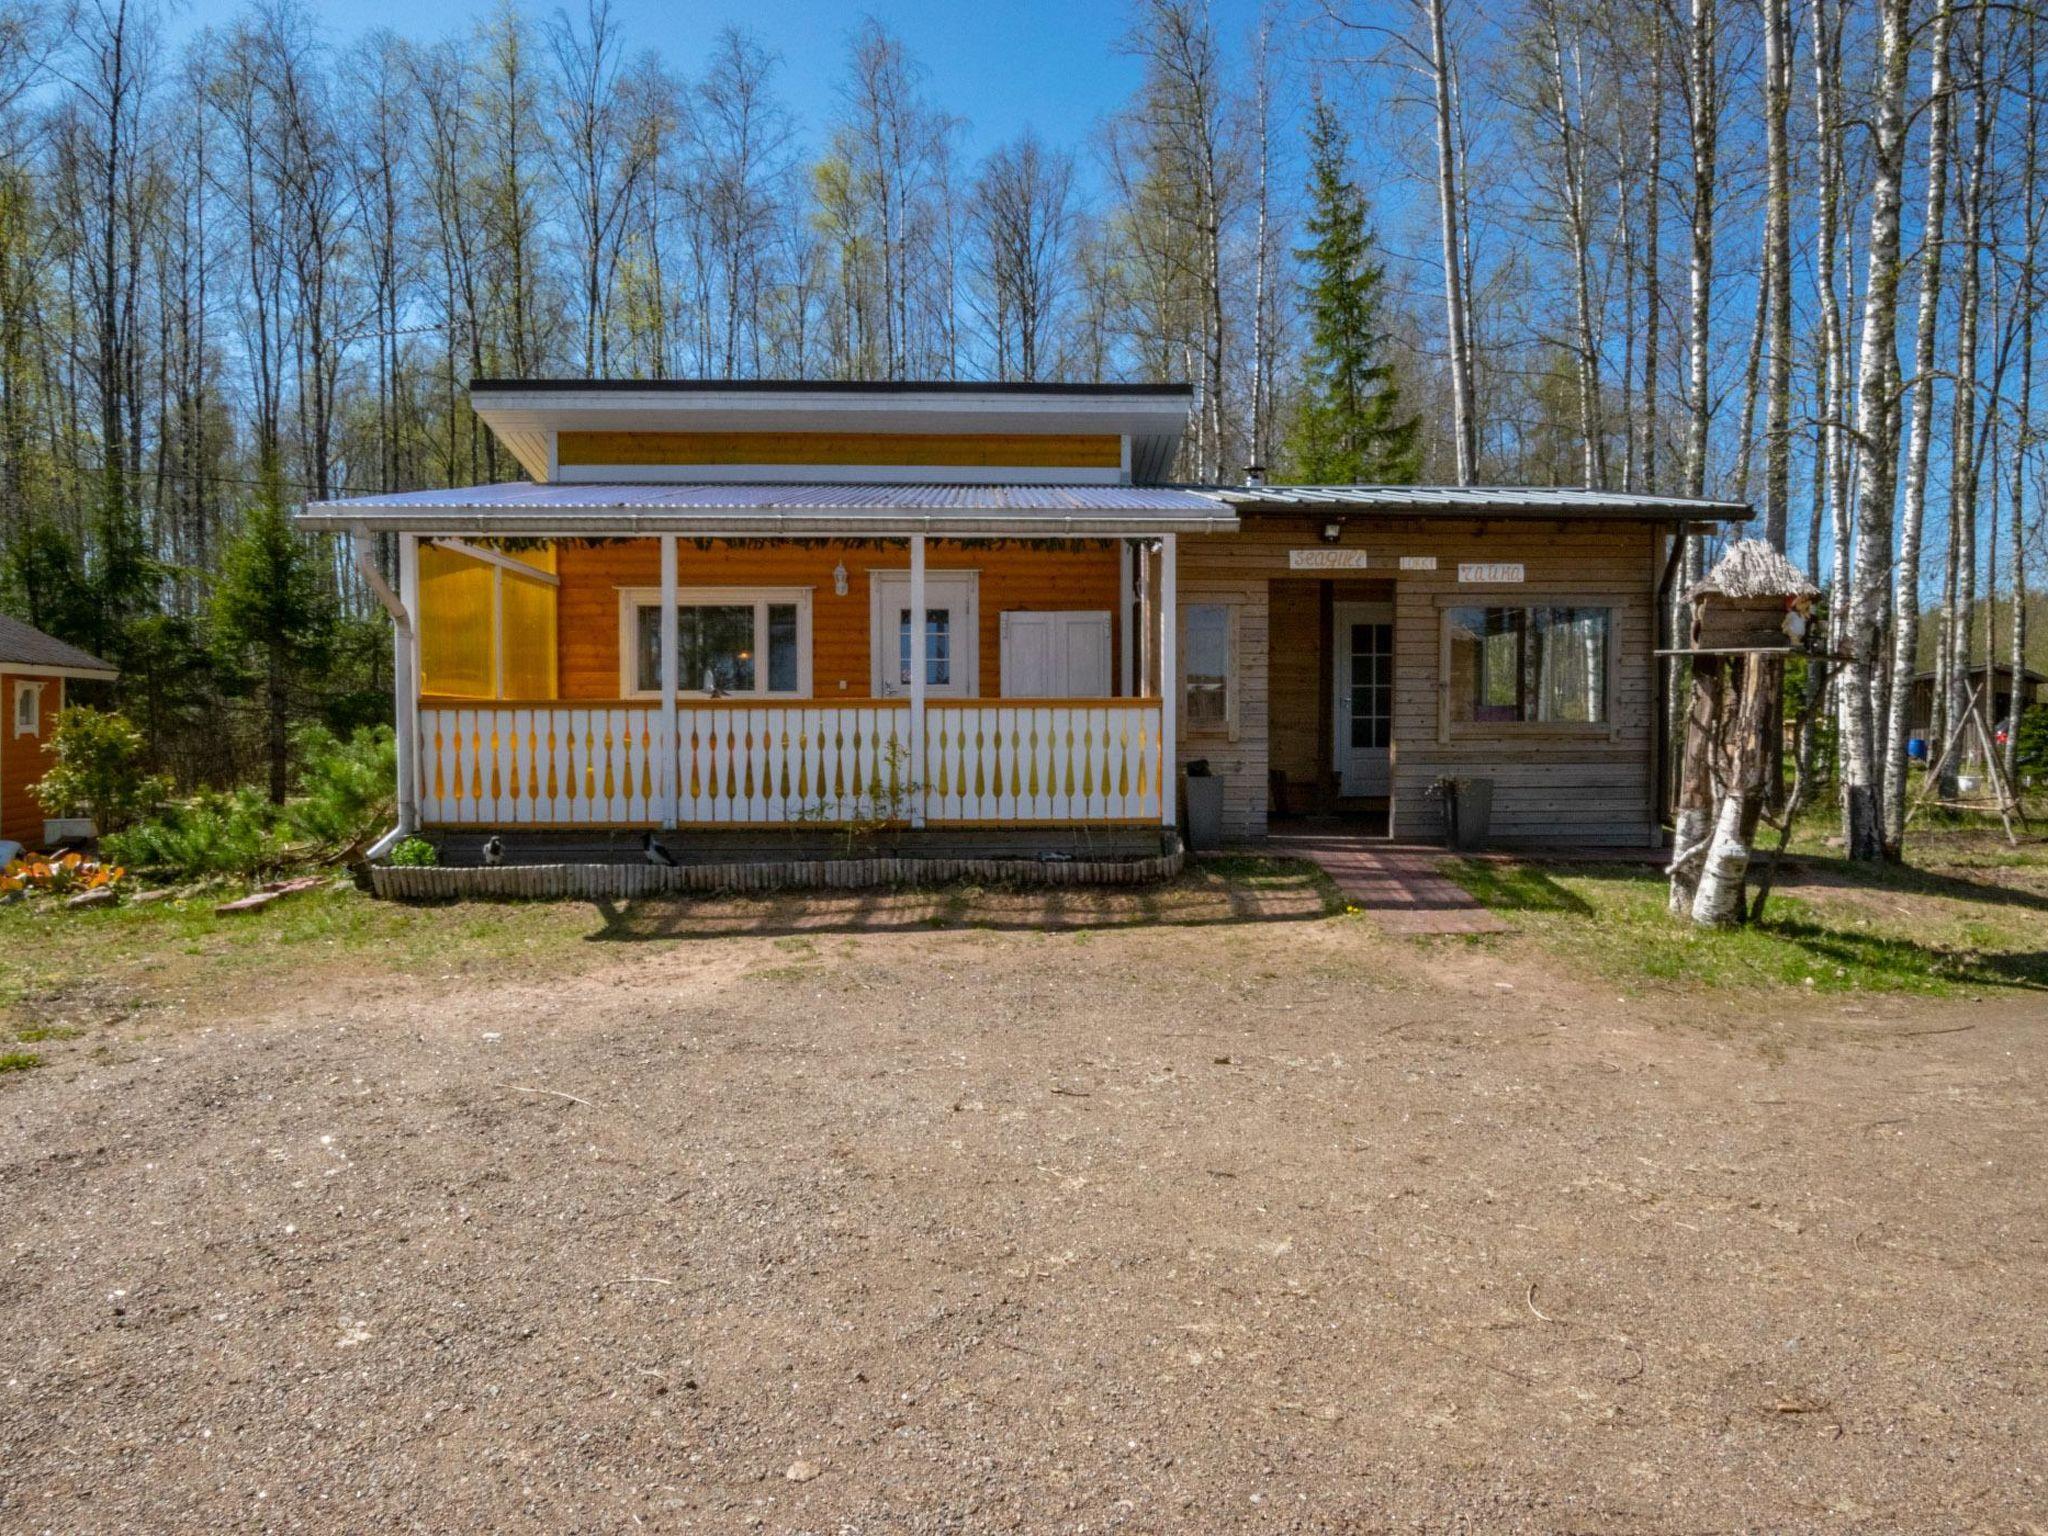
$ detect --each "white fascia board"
[472,394,1192,441]
[295,510,1238,538]
[1,663,118,682]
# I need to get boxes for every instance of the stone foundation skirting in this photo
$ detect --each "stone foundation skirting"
[369,845,1184,902]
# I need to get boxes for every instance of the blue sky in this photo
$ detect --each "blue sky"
[164,0,1280,163]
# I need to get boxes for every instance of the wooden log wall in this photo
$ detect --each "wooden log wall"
[1177,515,1666,846]
[555,538,1124,701]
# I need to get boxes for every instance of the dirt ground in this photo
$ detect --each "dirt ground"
[1,882,2042,1534]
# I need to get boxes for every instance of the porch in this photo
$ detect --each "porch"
[298,480,1235,847]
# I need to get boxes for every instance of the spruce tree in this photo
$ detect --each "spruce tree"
[1286,98,1421,484]
[210,485,338,804]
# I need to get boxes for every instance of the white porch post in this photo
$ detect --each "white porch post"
[1159,532,1177,830]
[908,532,928,827]
[1118,538,1135,696]
[659,533,679,830]
[396,532,421,836]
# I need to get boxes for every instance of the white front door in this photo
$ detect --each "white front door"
[1333,601,1393,797]
[871,571,979,697]
[999,611,1112,697]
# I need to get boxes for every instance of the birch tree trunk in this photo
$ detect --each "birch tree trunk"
[1945,8,1992,770]
[2010,9,2039,784]
[1761,0,1793,549]
[1692,655,1778,926]
[1882,0,1954,852]
[1426,0,1477,483]
[1839,0,1914,862]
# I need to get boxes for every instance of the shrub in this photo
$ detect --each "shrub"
[389,836,437,867]
[2017,704,2048,778]
[32,707,167,832]
[103,787,285,879]
[282,725,395,851]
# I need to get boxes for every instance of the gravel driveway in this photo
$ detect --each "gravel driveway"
[2,888,2041,1532]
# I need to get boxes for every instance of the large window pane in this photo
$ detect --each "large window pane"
[681,604,756,693]
[897,608,951,686]
[1449,605,1608,724]
[635,605,662,693]
[1184,603,1231,729]
[767,604,799,692]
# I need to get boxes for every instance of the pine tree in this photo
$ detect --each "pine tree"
[209,489,338,803]
[1286,99,1419,484]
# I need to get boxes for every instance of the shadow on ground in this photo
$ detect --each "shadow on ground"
[585,860,1343,942]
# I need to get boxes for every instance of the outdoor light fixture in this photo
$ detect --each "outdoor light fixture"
[832,560,849,596]
[1321,522,1344,543]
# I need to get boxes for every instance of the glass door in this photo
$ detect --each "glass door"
[1333,602,1393,796]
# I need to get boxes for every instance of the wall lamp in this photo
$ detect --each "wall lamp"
[1320,521,1345,543]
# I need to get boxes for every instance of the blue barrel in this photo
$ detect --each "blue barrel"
[1907,737,1928,761]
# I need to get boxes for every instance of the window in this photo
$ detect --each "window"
[622,589,810,698]
[1349,622,1393,748]
[896,607,952,688]
[1182,602,1235,733]
[12,680,43,736]
[1446,605,1610,725]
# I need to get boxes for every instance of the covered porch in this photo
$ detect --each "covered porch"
[302,482,1235,850]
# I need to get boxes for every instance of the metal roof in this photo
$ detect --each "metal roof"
[297,481,1238,537]
[1199,484,1752,521]
[0,614,118,678]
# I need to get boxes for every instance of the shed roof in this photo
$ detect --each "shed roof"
[296,480,1239,537]
[1686,538,1820,601]
[0,614,118,679]
[1203,483,1752,522]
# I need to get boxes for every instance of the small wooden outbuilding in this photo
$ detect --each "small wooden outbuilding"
[0,615,118,849]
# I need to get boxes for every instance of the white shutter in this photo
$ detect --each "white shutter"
[1001,611,1111,698]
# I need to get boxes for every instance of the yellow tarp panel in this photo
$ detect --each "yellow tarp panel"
[419,544,494,698]
[417,542,558,700]
[500,558,558,698]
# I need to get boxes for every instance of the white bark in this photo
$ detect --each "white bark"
[1426,0,1477,483]
[1882,0,1954,850]
[1839,0,1914,861]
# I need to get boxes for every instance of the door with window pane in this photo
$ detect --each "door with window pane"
[870,572,977,697]
[1333,602,1394,796]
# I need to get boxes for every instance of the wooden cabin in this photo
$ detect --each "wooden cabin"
[298,382,1748,862]
[1905,662,2045,744]
[0,615,118,850]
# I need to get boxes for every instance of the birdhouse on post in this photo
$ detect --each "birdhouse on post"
[1683,540,1820,653]
[1669,540,1821,929]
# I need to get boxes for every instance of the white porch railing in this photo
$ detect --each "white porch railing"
[416,698,1162,827]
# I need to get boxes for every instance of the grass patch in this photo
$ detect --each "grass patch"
[0,1051,42,1073]
[0,886,609,1032]
[1444,853,2048,997]
[14,1024,81,1044]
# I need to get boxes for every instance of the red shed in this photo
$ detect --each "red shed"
[0,615,118,849]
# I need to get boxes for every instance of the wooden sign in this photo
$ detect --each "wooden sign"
[1399,555,1437,571]
[1289,548,1370,570]
[1458,562,1525,584]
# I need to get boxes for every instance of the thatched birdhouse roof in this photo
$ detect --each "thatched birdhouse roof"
[1686,539,1820,604]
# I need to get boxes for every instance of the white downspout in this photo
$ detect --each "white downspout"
[352,525,419,846]
[1159,532,1178,833]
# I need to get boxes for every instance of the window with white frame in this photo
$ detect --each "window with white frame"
[1445,604,1611,725]
[620,588,811,698]
[12,680,44,736]
[1181,601,1236,734]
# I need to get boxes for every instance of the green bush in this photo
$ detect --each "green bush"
[2016,705,2048,778]
[32,707,168,832]
[103,787,286,878]
[100,724,400,880]
[389,836,437,867]
[281,725,395,850]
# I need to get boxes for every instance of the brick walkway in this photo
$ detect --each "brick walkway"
[1266,832,1510,936]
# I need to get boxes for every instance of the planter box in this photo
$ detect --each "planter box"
[43,817,97,847]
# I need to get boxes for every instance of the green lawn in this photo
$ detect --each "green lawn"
[1443,832,2048,997]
